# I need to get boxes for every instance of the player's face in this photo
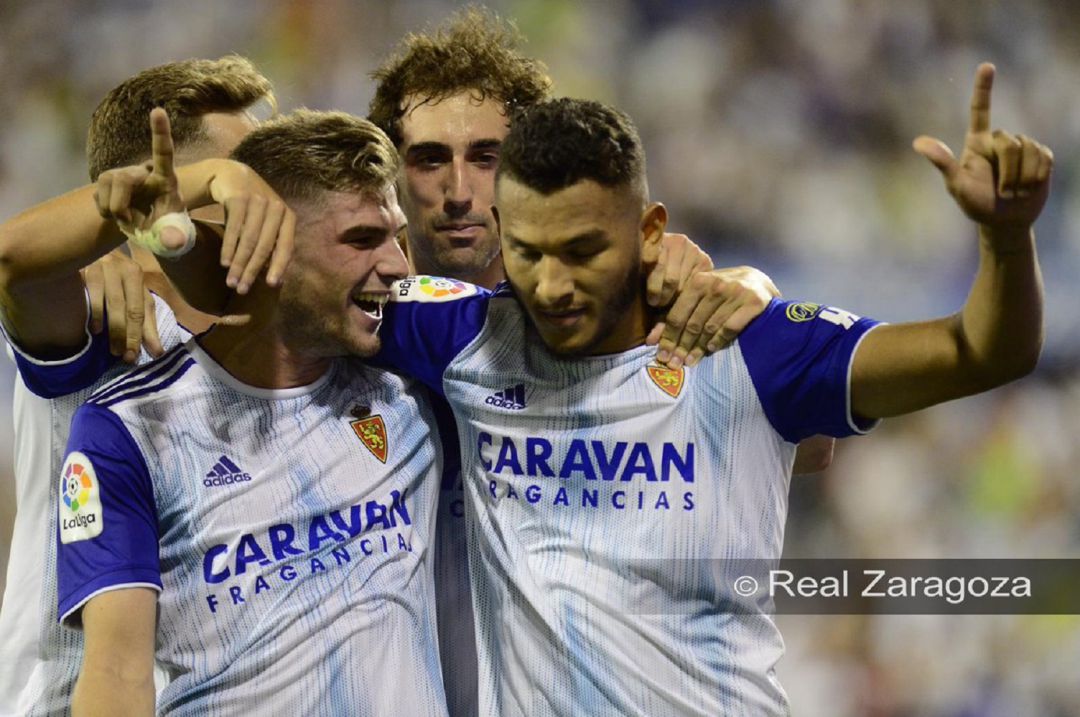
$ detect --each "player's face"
[397,91,508,283]
[278,185,409,358]
[497,176,655,356]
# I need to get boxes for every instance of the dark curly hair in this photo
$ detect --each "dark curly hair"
[497,98,647,196]
[368,5,551,147]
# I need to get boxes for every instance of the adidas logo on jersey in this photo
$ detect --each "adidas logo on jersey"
[204,455,252,487]
[485,384,527,410]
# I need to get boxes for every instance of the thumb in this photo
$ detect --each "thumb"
[158,225,188,252]
[912,135,958,179]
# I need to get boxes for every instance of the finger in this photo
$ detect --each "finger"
[228,196,267,289]
[109,178,135,226]
[121,263,145,363]
[993,130,1022,198]
[657,288,699,364]
[141,291,164,358]
[1015,135,1041,197]
[645,241,670,307]
[1035,141,1054,184]
[220,198,247,269]
[103,262,128,358]
[237,199,286,294]
[685,346,707,367]
[671,293,726,368]
[83,263,105,334]
[710,303,767,350]
[645,322,664,346]
[149,108,175,179]
[95,174,113,219]
[968,62,995,135]
[265,208,296,287]
[912,136,959,180]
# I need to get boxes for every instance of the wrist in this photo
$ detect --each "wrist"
[177,159,231,209]
[977,224,1034,255]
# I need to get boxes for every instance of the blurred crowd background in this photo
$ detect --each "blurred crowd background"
[1,1,1077,715]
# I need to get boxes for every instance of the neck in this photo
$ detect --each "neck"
[589,294,656,355]
[197,296,331,389]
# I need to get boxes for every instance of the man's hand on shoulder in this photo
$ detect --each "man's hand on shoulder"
[81,250,162,364]
[648,264,780,368]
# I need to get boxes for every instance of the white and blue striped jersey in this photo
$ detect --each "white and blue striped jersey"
[430,396,478,717]
[52,338,448,716]
[377,278,881,717]
[0,294,187,717]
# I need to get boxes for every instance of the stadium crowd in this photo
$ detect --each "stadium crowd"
[0,1,1077,715]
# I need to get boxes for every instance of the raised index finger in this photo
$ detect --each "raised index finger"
[968,62,995,135]
[149,107,175,177]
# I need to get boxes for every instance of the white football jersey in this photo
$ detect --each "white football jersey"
[377,278,880,717]
[54,339,447,716]
[0,294,187,716]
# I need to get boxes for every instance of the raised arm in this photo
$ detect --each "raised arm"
[851,63,1049,419]
[71,588,157,717]
[0,109,291,358]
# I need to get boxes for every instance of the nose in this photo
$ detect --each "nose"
[534,256,574,308]
[376,238,410,282]
[443,158,472,216]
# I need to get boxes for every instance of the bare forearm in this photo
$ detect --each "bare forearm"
[0,160,224,290]
[958,225,1043,383]
[72,664,154,717]
[0,186,125,290]
[851,226,1042,419]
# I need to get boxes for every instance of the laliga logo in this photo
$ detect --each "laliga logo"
[62,460,93,513]
[59,452,102,540]
[417,276,468,298]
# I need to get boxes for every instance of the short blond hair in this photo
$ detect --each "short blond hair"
[229,109,399,205]
[87,55,274,180]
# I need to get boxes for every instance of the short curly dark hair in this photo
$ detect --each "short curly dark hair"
[497,98,646,196]
[368,5,551,147]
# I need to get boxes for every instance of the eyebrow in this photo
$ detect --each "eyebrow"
[404,142,450,158]
[506,229,607,252]
[404,139,502,156]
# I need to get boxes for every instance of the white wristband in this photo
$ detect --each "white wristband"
[122,210,197,259]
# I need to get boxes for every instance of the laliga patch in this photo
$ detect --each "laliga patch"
[785,302,822,323]
[391,275,478,303]
[647,365,685,399]
[58,452,103,543]
[351,415,388,463]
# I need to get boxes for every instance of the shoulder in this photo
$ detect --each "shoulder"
[85,342,197,411]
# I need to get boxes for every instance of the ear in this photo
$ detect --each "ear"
[492,204,502,238]
[639,202,668,264]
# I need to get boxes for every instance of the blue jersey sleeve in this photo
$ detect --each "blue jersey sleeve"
[738,299,883,443]
[56,403,160,626]
[374,276,491,395]
[2,289,116,399]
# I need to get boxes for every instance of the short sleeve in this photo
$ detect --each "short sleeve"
[2,289,115,399]
[375,276,492,395]
[738,299,883,443]
[56,403,160,626]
